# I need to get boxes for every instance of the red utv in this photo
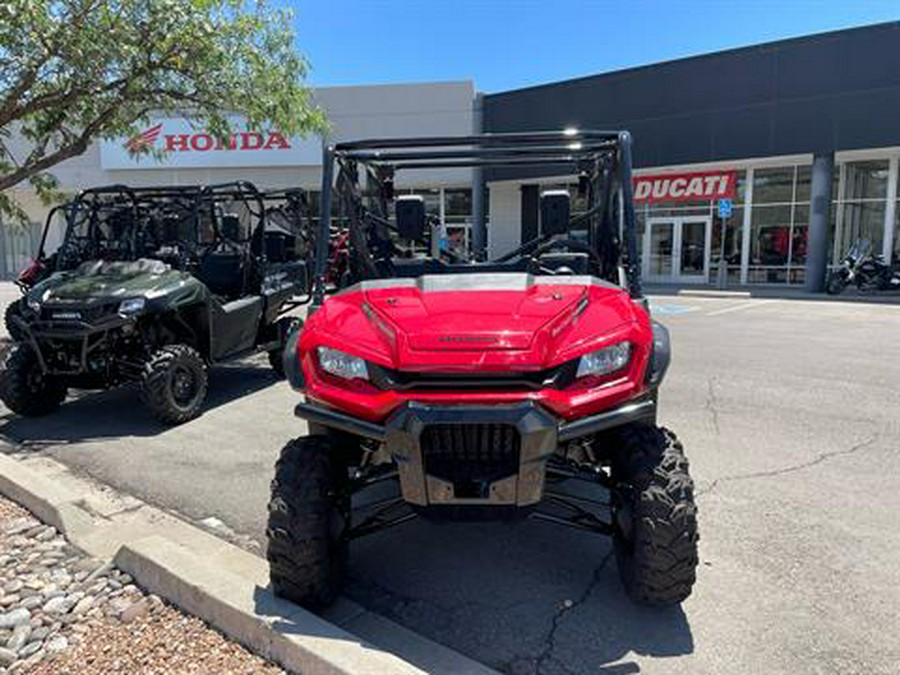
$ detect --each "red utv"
[267,130,698,609]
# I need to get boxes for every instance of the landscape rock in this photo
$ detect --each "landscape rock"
[41,596,70,615]
[7,624,30,652]
[120,599,149,624]
[0,608,30,629]
[71,596,94,616]
[3,580,23,595]
[0,494,285,674]
[45,635,67,653]
[0,646,16,667]
[20,596,42,611]
[18,639,42,658]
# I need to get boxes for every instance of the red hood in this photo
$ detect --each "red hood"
[303,275,647,372]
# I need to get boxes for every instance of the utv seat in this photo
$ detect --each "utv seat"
[198,244,247,300]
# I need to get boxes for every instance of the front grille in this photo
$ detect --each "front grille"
[420,423,521,498]
[41,302,116,323]
[370,361,578,391]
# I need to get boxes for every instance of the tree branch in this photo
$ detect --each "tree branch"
[0,107,117,192]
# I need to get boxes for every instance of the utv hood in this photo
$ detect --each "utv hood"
[308,274,647,371]
[29,259,188,304]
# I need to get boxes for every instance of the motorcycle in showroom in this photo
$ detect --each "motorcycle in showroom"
[827,239,900,295]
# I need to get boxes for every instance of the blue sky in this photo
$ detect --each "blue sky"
[287,1,900,92]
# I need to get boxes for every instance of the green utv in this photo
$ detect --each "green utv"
[0,183,312,424]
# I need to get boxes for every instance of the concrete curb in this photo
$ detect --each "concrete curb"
[0,449,497,675]
[676,289,752,299]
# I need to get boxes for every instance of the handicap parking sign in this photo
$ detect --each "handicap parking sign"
[718,199,733,219]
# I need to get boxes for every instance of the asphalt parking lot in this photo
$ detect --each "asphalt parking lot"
[2,290,899,675]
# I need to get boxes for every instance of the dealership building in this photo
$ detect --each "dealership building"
[5,21,900,291]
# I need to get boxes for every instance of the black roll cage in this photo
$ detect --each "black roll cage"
[57,181,270,269]
[311,130,642,307]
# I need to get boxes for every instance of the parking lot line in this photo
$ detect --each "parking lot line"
[648,303,699,316]
[705,300,773,316]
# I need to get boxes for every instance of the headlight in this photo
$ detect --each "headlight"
[118,298,146,316]
[26,297,40,312]
[576,342,631,379]
[317,346,369,381]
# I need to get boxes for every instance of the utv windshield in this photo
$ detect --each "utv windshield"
[75,258,169,278]
[312,130,641,305]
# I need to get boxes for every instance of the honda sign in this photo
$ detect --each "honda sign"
[100,117,321,170]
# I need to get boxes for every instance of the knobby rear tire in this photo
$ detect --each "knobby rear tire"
[0,344,66,416]
[4,299,24,342]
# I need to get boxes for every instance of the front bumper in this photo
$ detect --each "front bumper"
[11,312,132,375]
[295,397,656,507]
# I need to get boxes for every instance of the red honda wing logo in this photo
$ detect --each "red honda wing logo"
[124,123,163,153]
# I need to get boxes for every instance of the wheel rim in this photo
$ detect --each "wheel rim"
[170,365,199,408]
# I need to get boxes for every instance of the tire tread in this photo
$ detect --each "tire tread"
[140,344,207,425]
[266,436,347,609]
[613,424,699,606]
[0,344,66,416]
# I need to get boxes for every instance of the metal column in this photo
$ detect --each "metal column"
[470,93,487,259]
[804,152,835,293]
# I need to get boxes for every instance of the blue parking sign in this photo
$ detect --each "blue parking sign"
[718,199,733,218]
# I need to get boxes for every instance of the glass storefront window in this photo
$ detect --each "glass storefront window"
[792,206,810,264]
[838,200,886,255]
[831,160,890,264]
[407,188,441,217]
[753,168,795,204]
[710,207,743,283]
[745,165,819,285]
[842,161,889,201]
[894,200,900,264]
[748,205,792,283]
[445,188,472,217]
[751,205,792,265]
[795,166,812,203]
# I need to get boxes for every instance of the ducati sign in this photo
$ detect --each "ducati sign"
[100,116,321,170]
[633,170,737,204]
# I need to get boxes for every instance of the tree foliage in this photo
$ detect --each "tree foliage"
[0,0,326,221]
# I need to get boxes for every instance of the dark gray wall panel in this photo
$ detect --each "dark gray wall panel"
[484,22,900,173]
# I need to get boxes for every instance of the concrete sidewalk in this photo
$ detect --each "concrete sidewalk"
[644,282,900,304]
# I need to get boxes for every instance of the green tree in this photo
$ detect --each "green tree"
[0,0,326,220]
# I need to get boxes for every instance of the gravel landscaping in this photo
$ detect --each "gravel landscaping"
[0,496,285,674]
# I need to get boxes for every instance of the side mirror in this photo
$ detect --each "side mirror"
[395,195,426,241]
[540,190,571,236]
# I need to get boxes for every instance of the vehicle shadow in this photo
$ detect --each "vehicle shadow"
[0,360,278,449]
[343,500,694,674]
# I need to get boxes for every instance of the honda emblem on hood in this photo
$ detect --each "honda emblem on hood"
[437,336,499,343]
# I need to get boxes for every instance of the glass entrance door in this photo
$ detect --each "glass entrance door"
[647,221,675,278]
[644,216,712,283]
